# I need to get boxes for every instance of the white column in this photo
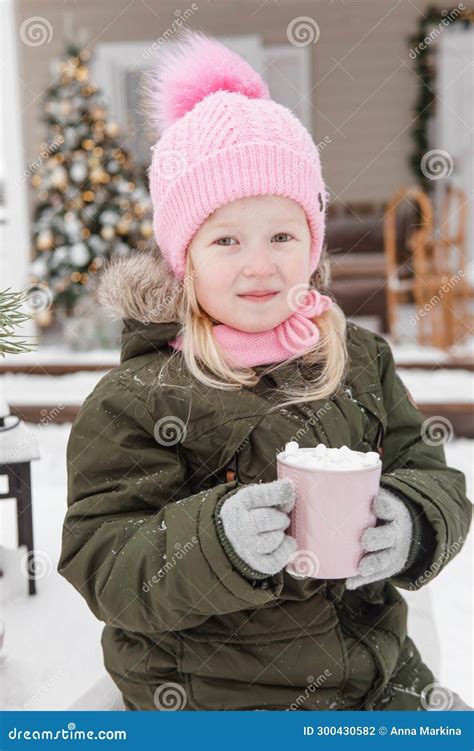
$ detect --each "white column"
[1,0,36,337]
[437,26,474,284]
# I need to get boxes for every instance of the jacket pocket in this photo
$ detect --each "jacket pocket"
[174,597,346,710]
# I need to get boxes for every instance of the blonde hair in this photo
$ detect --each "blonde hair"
[160,244,349,411]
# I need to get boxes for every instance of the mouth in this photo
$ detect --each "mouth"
[237,291,280,302]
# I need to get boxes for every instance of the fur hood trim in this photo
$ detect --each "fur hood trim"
[94,252,184,324]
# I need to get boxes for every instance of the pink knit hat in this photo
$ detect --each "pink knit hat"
[145,30,328,281]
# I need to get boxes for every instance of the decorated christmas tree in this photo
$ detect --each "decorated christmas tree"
[28,44,153,316]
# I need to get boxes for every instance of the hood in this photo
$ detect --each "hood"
[95,251,184,362]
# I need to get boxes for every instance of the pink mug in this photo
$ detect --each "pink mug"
[276,448,381,579]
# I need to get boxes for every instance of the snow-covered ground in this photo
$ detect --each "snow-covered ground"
[0,422,472,710]
[0,424,105,710]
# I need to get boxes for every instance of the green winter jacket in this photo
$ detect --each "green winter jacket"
[57,264,471,712]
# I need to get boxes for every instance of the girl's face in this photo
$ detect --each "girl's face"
[188,195,312,332]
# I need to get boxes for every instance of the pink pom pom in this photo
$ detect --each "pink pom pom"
[142,29,270,136]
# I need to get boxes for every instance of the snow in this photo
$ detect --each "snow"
[1,368,473,408]
[398,369,474,403]
[401,438,473,703]
[391,343,452,364]
[0,424,105,710]
[1,372,108,405]
[391,335,474,365]
[348,314,474,365]
[2,318,471,371]
[0,424,472,710]
[0,347,119,367]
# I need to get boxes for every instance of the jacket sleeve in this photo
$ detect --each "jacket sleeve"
[373,333,472,590]
[57,374,284,634]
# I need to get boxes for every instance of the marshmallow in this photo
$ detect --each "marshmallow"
[313,443,327,458]
[283,455,301,465]
[361,451,381,467]
[282,441,381,471]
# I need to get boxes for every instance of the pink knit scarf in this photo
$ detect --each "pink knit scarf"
[168,288,333,368]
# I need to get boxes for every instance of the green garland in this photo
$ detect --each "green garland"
[408,4,474,191]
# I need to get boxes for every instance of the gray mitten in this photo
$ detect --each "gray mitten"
[216,479,297,578]
[345,487,413,590]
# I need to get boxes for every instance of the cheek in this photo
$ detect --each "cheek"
[194,257,233,302]
[283,252,310,284]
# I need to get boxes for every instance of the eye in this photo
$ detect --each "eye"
[214,237,238,246]
[272,233,293,242]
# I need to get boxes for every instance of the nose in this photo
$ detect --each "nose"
[241,245,277,277]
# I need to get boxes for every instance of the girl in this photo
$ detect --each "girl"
[58,30,472,712]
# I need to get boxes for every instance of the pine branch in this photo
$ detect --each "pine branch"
[0,288,37,357]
